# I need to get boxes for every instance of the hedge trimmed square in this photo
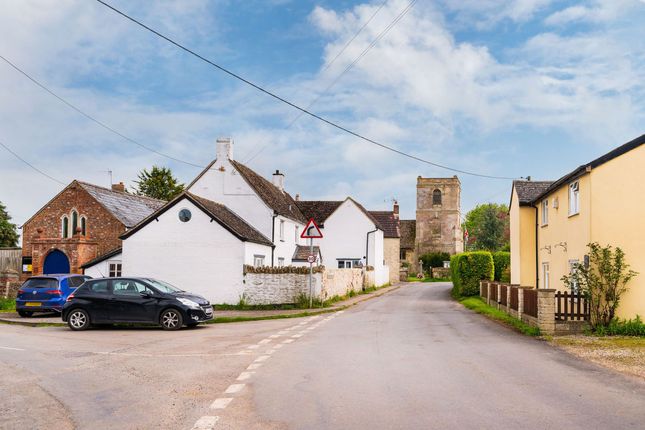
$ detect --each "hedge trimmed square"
[451,251,494,297]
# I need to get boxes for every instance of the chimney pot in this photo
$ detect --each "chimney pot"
[295,193,300,201]
[393,200,399,218]
[111,182,125,193]
[272,170,285,191]
[216,137,233,163]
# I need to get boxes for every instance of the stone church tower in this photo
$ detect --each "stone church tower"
[415,176,464,256]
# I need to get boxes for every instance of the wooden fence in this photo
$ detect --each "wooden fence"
[523,289,538,318]
[0,248,21,273]
[510,287,518,310]
[555,291,589,321]
[499,284,508,306]
[489,282,498,302]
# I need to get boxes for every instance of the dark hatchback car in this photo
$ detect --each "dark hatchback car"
[16,275,91,317]
[62,277,213,331]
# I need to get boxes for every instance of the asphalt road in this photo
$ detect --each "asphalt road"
[1,282,644,430]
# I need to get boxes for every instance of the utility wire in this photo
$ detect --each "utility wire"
[94,0,518,180]
[0,54,206,169]
[0,140,66,185]
[245,0,417,163]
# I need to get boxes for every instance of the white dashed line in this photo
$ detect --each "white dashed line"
[282,339,294,344]
[255,355,271,362]
[278,330,289,335]
[258,339,272,344]
[268,334,280,339]
[224,384,245,394]
[247,344,260,349]
[273,343,284,349]
[291,334,303,338]
[265,349,277,355]
[210,398,233,409]
[0,346,25,351]
[192,416,219,429]
[237,372,254,381]
[247,363,262,370]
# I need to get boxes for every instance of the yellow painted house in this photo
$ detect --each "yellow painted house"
[509,133,645,319]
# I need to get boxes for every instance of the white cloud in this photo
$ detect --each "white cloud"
[545,0,643,25]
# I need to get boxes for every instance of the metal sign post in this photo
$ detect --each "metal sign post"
[300,218,323,309]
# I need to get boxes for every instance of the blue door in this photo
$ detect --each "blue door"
[43,250,70,274]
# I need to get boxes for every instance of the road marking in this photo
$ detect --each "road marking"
[247,363,262,370]
[265,349,277,355]
[268,334,281,339]
[0,346,25,351]
[237,372,254,381]
[224,384,245,394]
[247,344,260,349]
[192,416,219,429]
[278,330,289,335]
[282,339,294,344]
[258,339,272,344]
[210,398,233,409]
[292,333,303,338]
[255,355,270,362]
[273,343,284,349]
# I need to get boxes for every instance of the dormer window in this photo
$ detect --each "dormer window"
[432,189,442,205]
[568,181,580,216]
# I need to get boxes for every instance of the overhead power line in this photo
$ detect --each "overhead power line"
[94,0,518,180]
[0,54,205,169]
[0,140,66,185]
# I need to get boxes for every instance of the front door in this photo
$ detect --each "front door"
[43,250,70,274]
[110,279,158,322]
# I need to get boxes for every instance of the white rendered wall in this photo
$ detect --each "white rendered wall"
[244,242,272,266]
[83,254,122,278]
[122,198,255,304]
[273,215,305,265]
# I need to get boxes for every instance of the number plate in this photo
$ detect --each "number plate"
[26,302,41,307]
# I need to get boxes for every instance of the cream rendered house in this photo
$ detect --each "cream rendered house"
[509,134,645,318]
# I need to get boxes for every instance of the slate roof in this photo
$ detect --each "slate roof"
[296,201,343,224]
[121,192,273,246]
[78,181,165,227]
[369,211,400,238]
[513,180,554,206]
[292,245,321,261]
[400,220,416,249]
[81,247,122,269]
[230,161,307,224]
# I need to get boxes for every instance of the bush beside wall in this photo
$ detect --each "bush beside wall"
[492,252,511,282]
[451,251,494,297]
[420,252,450,274]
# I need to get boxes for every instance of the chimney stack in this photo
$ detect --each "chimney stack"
[272,170,285,191]
[393,200,399,218]
[295,193,300,201]
[216,137,233,163]
[112,182,125,193]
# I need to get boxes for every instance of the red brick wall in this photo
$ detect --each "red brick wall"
[22,182,126,275]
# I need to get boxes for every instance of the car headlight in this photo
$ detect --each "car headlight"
[177,298,200,309]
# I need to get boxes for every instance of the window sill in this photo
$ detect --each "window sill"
[541,223,548,228]
[568,212,580,218]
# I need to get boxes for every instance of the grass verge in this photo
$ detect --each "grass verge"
[458,296,541,336]
[0,298,16,311]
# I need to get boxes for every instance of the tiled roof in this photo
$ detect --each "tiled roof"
[78,182,165,228]
[121,192,273,246]
[296,201,343,224]
[369,211,400,238]
[230,161,307,224]
[292,245,321,261]
[400,220,416,249]
[513,180,554,205]
[81,247,122,269]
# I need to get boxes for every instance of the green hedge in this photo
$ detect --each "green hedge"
[451,251,494,297]
[492,252,511,282]
[420,252,450,274]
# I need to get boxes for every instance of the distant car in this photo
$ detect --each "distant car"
[16,274,92,317]
[62,277,213,331]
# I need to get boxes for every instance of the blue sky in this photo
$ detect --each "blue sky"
[1,0,644,227]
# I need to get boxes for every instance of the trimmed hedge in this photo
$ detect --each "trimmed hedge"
[492,252,510,282]
[451,251,494,297]
[420,252,450,274]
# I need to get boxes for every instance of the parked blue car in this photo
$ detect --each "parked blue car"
[16,274,91,317]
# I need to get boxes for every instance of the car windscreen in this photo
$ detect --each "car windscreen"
[144,279,182,293]
[22,278,58,289]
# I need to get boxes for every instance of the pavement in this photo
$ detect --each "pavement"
[0,284,400,326]
[1,282,644,430]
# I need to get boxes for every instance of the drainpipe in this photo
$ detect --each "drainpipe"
[271,213,277,266]
[532,204,539,288]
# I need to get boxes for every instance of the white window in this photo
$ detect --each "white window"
[337,259,361,269]
[568,259,579,294]
[254,255,265,267]
[542,263,550,289]
[541,199,548,225]
[277,257,285,267]
[568,181,580,215]
[109,262,122,277]
[279,220,285,241]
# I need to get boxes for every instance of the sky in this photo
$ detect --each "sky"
[1,0,644,229]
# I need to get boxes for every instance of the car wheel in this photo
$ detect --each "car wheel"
[160,309,183,331]
[17,310,33,318]
[68,309,91,331]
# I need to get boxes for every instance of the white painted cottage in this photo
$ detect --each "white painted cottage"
[118,138,392,303]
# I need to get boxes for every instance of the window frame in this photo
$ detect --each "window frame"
[279,219,285,241]
[432,189,442,206]
[541,199,549,226]
[542,262,550,289]
[71,210,79,235]
[568,181,580,216]
[61,216,69,238]
[108,261,122,277]
[254,255,265,267]
[80,216,87,236]
[277,257,285,267]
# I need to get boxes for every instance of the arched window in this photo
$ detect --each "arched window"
[81,216,87,236]
[62,216,69,238]
[71,210,78,236]
[432,189,442,205]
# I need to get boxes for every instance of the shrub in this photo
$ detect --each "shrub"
[451,251,494,297]
[595,316,645,336]
[492,251,510,281]
[420,252,450,274]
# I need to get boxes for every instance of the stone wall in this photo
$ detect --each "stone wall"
[431,267,450,279]
[383,238,400,285]
[1,270,21,299]
[243,272,323,305]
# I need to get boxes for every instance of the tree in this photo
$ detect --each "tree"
[562,243,638,330]
[133,166,184,201]
[462,203,509,251]
[0,201,19,247]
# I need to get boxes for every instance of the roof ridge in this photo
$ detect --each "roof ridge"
[77,180,165,203]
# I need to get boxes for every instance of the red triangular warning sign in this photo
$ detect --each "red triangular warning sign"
[301,218,323,239]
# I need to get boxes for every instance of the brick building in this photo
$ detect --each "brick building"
[400,176,464,272]
[21,180,164,276]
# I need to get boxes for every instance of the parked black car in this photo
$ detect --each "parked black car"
[62,277,213,331]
